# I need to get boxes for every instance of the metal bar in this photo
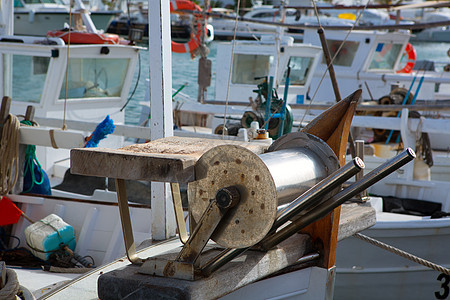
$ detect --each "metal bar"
[264,76,274,130]
[175,200,223,265]
[317,28,356,158]
[201,247,247,277]
[355,140,368,199]
[260,148,415,250]
[115,178,143,265]
[170,183,188,244]
[272,157,365,230]
[318,28,341,102]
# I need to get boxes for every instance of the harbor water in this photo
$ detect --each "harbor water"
[123,40,450,125]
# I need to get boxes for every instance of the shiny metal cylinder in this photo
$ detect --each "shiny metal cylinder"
[189,132,340,249]
[272,157,365,230]
[261,132,340,205]
[260,148,416,250]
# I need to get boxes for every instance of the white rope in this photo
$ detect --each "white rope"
[0,114,20,196]
[0,269,20,300]
[354,232,450,275]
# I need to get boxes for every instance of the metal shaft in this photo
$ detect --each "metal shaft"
[273,157,364,230]
[260,148,415,250]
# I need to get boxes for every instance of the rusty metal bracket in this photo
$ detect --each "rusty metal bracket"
[115,178,144,265]
[170,183,189,244]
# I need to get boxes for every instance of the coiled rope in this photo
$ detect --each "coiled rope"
[0,269,20,300]
[0,114,20,195]
[354,232,450,275]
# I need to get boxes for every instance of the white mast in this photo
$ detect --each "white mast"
[0,0,13,97]
[149,0,176,240]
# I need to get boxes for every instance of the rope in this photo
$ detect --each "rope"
[354,232,450,275]
[0,269,20,300]
[298,0,369,130]
[221,0,241,139]
[20,120,46,194]
[0,114,20,196]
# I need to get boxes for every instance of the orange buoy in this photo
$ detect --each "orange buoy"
[170,0,206,54]
[396,43,416,74]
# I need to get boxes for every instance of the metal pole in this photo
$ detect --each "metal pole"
[355,140,368,200]
[318,28,341,102]
[317,27,356,158]
[259,148,415,250]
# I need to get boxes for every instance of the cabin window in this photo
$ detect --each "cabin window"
[281,56,313,86]
[14,0,24,7]
[231,54,272,85]
[368,42,403,70]
[23,0,65,4]
[12,54,49,104]
[59,58,129,100]
[324,40,359,67]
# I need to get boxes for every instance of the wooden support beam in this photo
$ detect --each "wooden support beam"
[0,96,11,139]
[301,89,360,269]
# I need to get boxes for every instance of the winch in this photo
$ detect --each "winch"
[134,90,415,280]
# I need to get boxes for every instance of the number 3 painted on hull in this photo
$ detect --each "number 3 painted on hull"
[435,273,450,299]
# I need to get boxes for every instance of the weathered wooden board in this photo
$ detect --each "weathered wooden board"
[70,136,269,183]
[338,203,376,241]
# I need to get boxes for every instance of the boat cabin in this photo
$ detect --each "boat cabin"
[0,34,140,171]
[302,29,450,103]
[214,35,322,105]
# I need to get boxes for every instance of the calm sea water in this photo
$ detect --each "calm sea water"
[123,40,450,125]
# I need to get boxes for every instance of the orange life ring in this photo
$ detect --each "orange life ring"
[396,43,416,74]
[170,0,205,54]
[47,30,120,45]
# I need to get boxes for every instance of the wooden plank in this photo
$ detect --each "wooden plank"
[70,136,269,183]
[0,96,11,140]
[337,203,376,241]
[19,127,85,149]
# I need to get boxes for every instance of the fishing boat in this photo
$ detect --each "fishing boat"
[0,1,406,299]
[106,0,215,44]
[13,0,120,36]
[167,5,450,298]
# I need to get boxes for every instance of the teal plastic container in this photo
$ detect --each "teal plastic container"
[25,214,76,261]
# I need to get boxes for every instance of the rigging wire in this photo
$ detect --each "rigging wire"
[62,0,74,131]
[298,0,370,130]
[120,51,142,112]
[221,0,242,139]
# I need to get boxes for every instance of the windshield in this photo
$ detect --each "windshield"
[281,56,314,86]
[12,54,49,104]
[232,54,273,85]
[59,57,129,100]
[324,40,359,67]
[368,42,403,71]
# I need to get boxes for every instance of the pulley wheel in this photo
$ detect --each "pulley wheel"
[188,145,278,248]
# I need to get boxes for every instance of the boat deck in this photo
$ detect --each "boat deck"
[30,202,374,299]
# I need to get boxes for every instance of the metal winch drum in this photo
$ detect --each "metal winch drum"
[188,132,340,249]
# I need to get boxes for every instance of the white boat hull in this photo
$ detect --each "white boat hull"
[335,208,450,299]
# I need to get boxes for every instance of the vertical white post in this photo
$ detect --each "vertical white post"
[0,0,13,97]
[148,0,176,240]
